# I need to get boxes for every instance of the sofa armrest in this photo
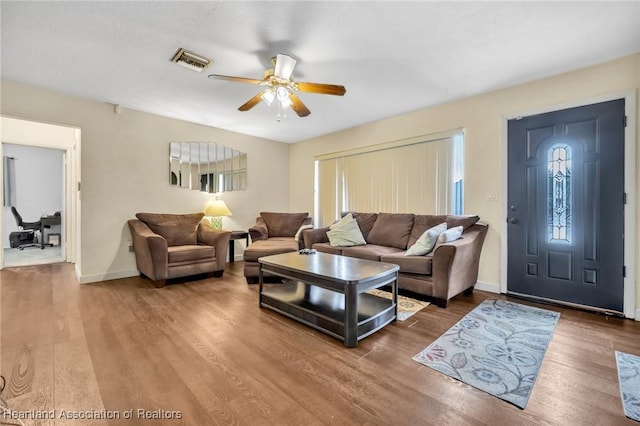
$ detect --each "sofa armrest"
[198,221,232,269]
[128,219,169,280]
[303,227,330,249]
[294,224,313,250]
[248,217,268,242]
[431,223,488,300]
[249,225,268,242]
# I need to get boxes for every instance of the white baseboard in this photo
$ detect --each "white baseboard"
[78,259,245,284]
[78,269,139,284]
[475,280,500,294]
[635,308,640,321]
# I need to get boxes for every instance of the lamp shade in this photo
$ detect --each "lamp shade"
[204,200,232,217]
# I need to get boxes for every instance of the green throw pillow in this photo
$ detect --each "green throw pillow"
[405,222,447,256]
[327,215,366,246]
[330,212,354,229]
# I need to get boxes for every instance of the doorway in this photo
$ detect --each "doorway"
[3,144,65,266]
[507,99,626,313]
[0,116,80,271]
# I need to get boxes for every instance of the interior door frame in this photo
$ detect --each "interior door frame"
[500,90,637,318]
[0,115,81,276]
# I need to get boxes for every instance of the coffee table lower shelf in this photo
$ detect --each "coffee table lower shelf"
[260,281,396,347]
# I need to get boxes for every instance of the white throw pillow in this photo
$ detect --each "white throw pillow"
[294,224,313,240]
[327,217,366,246]
[405,222,447,256]
[329,212,354,230]
[433,226,464,250]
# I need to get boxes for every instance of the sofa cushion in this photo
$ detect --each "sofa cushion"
[405,222,447,256]
[350,212,379,240]
[243,238,299,262]
[327,215,366,247]
[446,215,480,231]
[408,215,448,247]
[366,213,415,249]
[312,242,343,255]
[341,244,404,262]
[168,245,215,264]
[136,212,204,246]
[381,252,433,275]
[260,212,309,237]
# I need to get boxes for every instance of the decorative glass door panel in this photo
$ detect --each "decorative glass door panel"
[547,144,572,244]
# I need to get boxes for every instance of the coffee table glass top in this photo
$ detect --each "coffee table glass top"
[258,251,399,284]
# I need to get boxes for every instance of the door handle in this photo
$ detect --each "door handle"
[509,217,518,224]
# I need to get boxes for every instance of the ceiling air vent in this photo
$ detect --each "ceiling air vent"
[171,48,211,72]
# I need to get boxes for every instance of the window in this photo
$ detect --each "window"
[314,131,464,226]
[547,143,572,243]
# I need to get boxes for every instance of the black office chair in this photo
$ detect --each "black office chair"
[10,206,43,250]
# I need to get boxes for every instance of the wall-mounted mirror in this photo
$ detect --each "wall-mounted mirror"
[169,142,247,192]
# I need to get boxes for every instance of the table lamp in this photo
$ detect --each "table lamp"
[204,199,232,230]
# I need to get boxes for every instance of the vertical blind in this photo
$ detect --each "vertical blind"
[315,131,464,227]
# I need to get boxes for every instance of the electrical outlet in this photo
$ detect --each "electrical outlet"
[128,245,134,252]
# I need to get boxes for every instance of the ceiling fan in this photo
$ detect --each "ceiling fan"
[208,53,346,118]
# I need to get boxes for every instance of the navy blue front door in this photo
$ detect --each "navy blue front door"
[507,99,625,312]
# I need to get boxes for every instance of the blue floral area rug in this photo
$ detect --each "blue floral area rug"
[616,351,640,421]
[413,299,559,409]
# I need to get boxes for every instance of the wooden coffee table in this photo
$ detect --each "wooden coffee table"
[258,252,399,347]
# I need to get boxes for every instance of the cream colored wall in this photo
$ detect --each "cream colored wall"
[1,80,290,282]
[289,54,640,309]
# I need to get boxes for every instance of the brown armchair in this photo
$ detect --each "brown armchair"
[128,212,231,287]
[243,212,313,283]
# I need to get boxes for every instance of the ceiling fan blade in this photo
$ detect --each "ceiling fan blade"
[274,54,297,80]
[295,82,346,96]
[208,74,262,85]
[289,92,311,117]
[238,91,266,111]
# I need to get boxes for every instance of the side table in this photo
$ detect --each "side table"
[228,230,249,263]
[40,214,62,249]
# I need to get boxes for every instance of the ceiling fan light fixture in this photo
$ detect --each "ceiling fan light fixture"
[209,52,343,118]
[262,89,275,106]
[276,86,292,108]
[280,97,292,109]
[281,100,292,109]
[171,48,211,72]
[276,86,288,100]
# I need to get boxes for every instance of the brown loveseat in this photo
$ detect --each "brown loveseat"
[303,212,488,307]
[243,212,312,283]
[128,212,231,287]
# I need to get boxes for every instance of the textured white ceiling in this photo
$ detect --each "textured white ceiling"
[1,1,639,143]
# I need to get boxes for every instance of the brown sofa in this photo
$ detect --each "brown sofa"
[128,212,231,287]
[302,212,488,307]
[243,212,313,283]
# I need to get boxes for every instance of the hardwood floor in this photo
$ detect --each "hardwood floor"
[1,261,639,425]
